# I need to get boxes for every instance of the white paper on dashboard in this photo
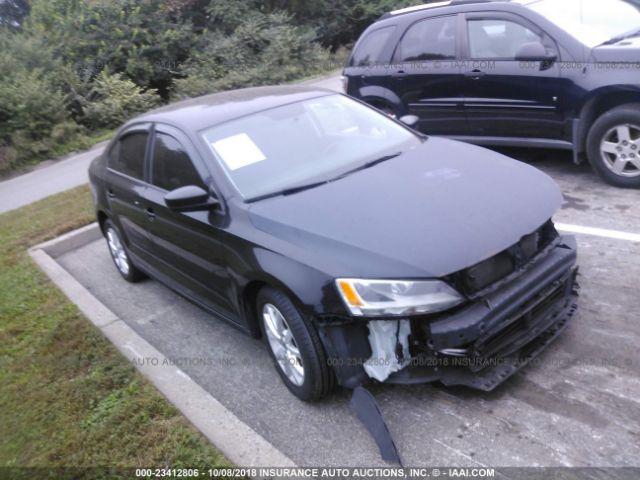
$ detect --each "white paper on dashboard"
[211,133,266,170]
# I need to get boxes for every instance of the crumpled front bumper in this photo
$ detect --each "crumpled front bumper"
[317,235,579,391]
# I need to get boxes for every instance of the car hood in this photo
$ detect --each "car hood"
[592,37,640,62]
[248,137,562,279]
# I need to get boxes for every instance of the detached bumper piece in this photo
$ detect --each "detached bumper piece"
[319,235,579,391]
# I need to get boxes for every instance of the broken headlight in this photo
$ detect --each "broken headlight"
[335,279,464,316]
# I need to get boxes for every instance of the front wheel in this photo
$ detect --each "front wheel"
[257,287,335,401]
[587,104,640,188]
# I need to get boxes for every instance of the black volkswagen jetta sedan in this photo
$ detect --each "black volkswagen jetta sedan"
[89,86,579,400]
[344,0,640,187]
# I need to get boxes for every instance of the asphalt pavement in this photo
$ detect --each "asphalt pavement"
[0,143,107,214]
[55,154,640,467]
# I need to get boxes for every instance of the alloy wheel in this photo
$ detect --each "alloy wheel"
[106,227,130,276]
[600,123,640,178]
[262,303,305,386]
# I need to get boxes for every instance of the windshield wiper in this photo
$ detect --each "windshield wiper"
[246,152,403,202]
[280,180,329,196]
[246,180,329,202]
[333,152,402,181]
[600,28,640,46]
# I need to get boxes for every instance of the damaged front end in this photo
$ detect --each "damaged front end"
[317,221,579,391]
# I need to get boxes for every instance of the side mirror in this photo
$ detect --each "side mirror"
[515,42,557,62]
[164,185,219,212]
[399,115,419,128]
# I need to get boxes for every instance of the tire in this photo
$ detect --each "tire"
[257,287,335,401]
[586,104,640,188]
[103,219,146,282]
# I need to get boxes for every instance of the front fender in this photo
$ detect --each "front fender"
[227,244,345,323]
[358,85,405,115]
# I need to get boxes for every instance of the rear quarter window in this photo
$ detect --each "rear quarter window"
[350,26,396,67]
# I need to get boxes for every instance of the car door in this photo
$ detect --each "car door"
[105,125,154,258]
[461,12,564,139]
[140,124,237,322]
[389,14,468,135]
[344,25,401,115]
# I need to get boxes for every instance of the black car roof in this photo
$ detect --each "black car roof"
[130,85,334,132]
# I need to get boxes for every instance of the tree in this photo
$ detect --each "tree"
[175,8,331,97]
[26,0,194,97]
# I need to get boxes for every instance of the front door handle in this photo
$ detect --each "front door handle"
[391,70,407,78]
[145,207,156,221]
[465,69,486,80]
[107,189,116,199]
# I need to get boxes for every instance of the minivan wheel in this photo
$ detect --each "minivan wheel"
[103,219,146,282]
[587,104,640,187]
[257,287,335,401]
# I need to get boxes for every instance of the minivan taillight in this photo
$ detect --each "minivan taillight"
[341,75,348,93]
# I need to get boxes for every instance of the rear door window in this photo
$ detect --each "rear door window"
[109,132,148,179]
[395,15,457,62]
[350,26,396,66]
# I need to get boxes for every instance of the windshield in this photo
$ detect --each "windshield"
[201,94,422,200]
[522,0,640,47]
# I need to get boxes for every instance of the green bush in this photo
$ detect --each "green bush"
[0,144,17,173]
[0,70,68,140]
[82,71,160,129]
[174,11,332,97]
[0,65,73,171]
[1,122,87,173]
[0,31,70,143]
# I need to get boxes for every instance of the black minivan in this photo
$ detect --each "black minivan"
[343,0,640,187]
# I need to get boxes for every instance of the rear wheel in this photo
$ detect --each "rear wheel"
[103,219,146,282]
[257,287,335,401]
[587,104,640,188]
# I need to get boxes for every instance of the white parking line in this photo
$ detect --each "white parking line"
[556,223,640,243]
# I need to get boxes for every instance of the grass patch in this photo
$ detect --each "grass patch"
[0,186,231,475]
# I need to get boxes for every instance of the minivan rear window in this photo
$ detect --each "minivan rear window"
[350,26,395,67]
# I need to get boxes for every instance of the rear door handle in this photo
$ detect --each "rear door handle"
[146,207,156,221]
[391,70,407,78]
[465,69,486,80]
